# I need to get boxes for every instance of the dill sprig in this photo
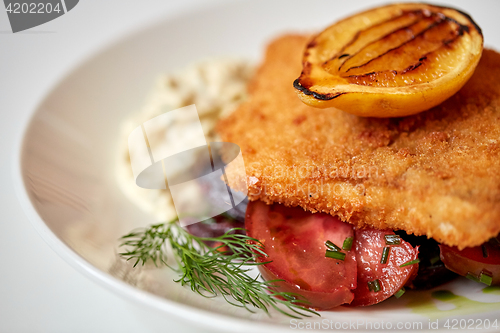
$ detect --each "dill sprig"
[119,219,319,319]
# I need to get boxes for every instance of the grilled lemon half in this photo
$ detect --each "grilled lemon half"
[294,3,483,117]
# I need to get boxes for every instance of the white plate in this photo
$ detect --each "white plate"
[13,0,500,332]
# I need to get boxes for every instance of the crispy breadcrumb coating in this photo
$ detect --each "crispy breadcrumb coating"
[217,35,500,249]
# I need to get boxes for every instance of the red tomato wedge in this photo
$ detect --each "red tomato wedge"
[246,200,420,309]
[350,228,419,306]
[246,200,356,309]
[440,242,500,285]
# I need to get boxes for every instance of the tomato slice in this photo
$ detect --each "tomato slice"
[440,242,500,285]
[349,228,419,306]
[246,200,356,310]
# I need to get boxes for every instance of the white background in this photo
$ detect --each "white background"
[0,1,220,332]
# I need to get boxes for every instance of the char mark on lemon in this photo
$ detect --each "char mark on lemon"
[293,79,345,101]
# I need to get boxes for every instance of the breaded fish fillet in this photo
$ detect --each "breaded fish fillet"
[217,34,500,249]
